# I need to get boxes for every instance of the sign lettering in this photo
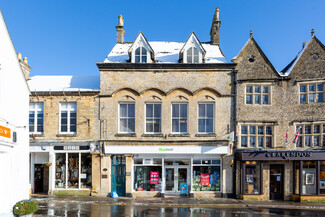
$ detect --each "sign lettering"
[0,125,11,139]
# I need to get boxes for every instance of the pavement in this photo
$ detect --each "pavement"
[31,194,325,210]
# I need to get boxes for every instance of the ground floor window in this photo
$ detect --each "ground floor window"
[192,159,221,192]
[242,161,261,194]
[55,152,92,189]
[134,157,162,191]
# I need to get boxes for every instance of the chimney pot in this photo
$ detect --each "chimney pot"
[23,57,28,64]
[18,52,22,60]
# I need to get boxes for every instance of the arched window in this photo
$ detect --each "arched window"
[135,47,147,63]
[187,47,199,63]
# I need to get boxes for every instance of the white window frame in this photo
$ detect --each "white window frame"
[186,47,200,63]
[118,103,135,134]
[134,46,148,63]
[29,102,44,134]
[299,82,324,104]
[171,103,188,134]
[59,102,77,134]
[239,124,274,148]
[245,85,271,105]
[145,103,162,134]
[197,103,214,134]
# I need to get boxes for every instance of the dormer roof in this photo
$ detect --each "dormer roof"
[128,32,154,62]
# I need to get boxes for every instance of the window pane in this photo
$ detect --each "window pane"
[128,104,135,117]
[300,85,306,93]
[180,119,187,133]
[254,95,261,104]
[258,126,264,135]
[241,126,247,134]
[206,104,214,118]
[305,125,311,134]
[146,120,153,133]
[323,136,325,147]
[305,136,312,147]
[70,125,76,133]
[61,125,67,132]
[141,47,146,55]
[68,153,79,188]
[120,119,127,132]
[120,104,127,117]
[142,55,147,63]
[128,118,135,133]
[135,56,140,63]
[249,126,256,135]
[154,104,161,118]
[317,93,324,103]
[263,86,269,93]
[194,55,199,63]
[172,104,179,117]
[135,47,140,55]
[266,137,272,147]
[250,137,256,147]
[80,153,92,188]
[300,94,306,104]
[266,126,272,135]
[172,119,179,133]
[193,47,199,55]
[323,125,325,133]
[180,104,187,118]
[258,137,264,147]
[246,86,253,93]
[309,84,316,92]
[262,95,269,104]
[187,54,192,63]
[29,112,35,132]
[55,153,66,188]
[314,125,320,134]
[246,95,252,104]
[317,83,324,91]
[146,104,153,118]
[314,136,321,146]
[198,119,205,133]
[154,119,161,133]
[198,104,205,118]
[254,86,261,93]
[206,119,213,133]
[241,136,247,147]
[309,94,316,103]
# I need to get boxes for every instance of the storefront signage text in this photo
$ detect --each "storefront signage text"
[64,146,80,150]
[0,125,11,139]
[265,151,311,159]
[159,147,173,152]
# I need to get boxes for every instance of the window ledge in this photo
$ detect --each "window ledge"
[56,134,77,137]
[115,133,136,137]
[142,134,163,137]
[168,134,190,137]
[195,133,216,137]
[30,133,44,137]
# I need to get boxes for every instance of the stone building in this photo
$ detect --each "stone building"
[233,30,325,201]
[28,75,101,196]
[96,9,235,197]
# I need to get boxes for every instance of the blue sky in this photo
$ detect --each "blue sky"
[1,0,324,76]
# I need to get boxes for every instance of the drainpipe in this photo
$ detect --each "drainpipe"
[233,69,238,198]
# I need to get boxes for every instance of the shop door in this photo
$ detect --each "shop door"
[34,164,43,193]
[165,166,190,194]
[270,164,284,200]
[111,155,126,196]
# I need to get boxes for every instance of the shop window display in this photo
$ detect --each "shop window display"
[134,166,162,191]
[192,159,221,192]
[81,153,92,188]
[302,161,316,195]
[243,162,260,194]
[55,153,66,188]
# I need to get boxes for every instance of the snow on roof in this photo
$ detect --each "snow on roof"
[28,75,100,92]
[104,41,227,63]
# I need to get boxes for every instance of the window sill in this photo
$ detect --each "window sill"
[115,133,136,137]
[195,133,216,137]
[142,134,163,137]
[30,133,44,137]
[168,134,190,137]
[56,134,77,137]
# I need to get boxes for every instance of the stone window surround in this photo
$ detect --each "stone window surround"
[29,102,44,134]
[245,84,272,105]
[299,81,324,104]
[295,122,325,148]
[238,123,274,148]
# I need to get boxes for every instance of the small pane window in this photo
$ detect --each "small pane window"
[60,102,77,133]
[246,85,270,105]
[29,103,44,133]
[187,47,200,63]
[135,47,147,63]
[300,83,324,104]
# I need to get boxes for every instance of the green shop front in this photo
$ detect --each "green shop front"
[237,150,325,201]
[104,144,230,197]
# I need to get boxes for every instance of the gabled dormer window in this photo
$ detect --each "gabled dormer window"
[187,47,199,63]
[135,47,147,63]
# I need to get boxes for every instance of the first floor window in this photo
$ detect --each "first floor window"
[296,123,325,147]
[300,83,324,104]
[240,125,273,148]
[60,102,77,133]
[29,102,44,133]
[172,103,188,134]
[243,161,261,194]
[145,103,161,134]
[198,103,214,134]
[119,103,135,133]
[246,85,270,105]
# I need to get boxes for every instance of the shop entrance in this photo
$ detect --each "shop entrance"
[111,155,126,196]
[270,164,284,200]
[165,166,190,195]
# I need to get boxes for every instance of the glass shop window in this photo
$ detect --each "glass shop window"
[68,153,79,188]
[55,153,66,189]
[294,162,300,195]
[80,153,92,189]
[320,161,325,195]
[134,166,162,191]
[243,162,260,194]
[192,166,221,192]
[302,161,316,195]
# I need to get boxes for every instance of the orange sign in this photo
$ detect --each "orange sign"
[0,125,11,139]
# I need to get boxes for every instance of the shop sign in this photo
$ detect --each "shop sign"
[159,147,173,152]
[239,151,325,161]
[210,173,218,185]
[200,173,210,186]
[180,183,188,194]
[0,125,11,139]
[150,171,159,184]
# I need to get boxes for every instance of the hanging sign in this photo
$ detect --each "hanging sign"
[150,171,159,184]
[200,173,210,186]
[0,125,11,139]
[210,173,218,185]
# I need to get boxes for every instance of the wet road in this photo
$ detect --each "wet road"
[34,202,325,217]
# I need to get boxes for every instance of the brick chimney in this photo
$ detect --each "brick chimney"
[17,52,31,81]
[116,15,125,43]
[210,8,221,45]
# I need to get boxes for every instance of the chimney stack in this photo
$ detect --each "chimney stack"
[116,15,125,43]
[17,52,31,81]
[210,8,221,45]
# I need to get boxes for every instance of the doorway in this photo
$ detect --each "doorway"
[111,155,126,196]
[270,164,284,200]
[165,166,190,195]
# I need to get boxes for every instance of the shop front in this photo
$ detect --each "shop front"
[104,145,230,198]
[237,150,325,202]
